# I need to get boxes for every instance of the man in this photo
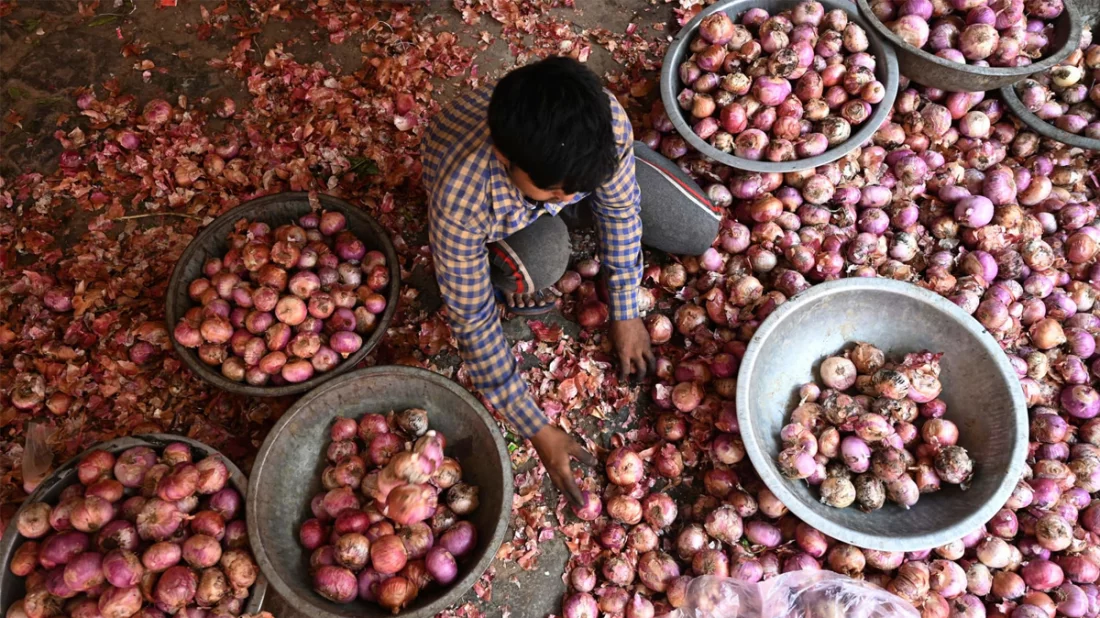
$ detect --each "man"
[422,56,720,505]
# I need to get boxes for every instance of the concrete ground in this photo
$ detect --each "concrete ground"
[0,1,676,616]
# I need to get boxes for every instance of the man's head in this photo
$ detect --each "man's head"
[488,56,618,203]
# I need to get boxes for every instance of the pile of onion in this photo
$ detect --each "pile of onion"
[1015,42,1100,139]
[172,209,390,386]
[7,443,259,618]
[565,65,1100,616]
[669,2,885,163]
[299,410,479,614]
[777,344,974,510]
[869,0,1065,66]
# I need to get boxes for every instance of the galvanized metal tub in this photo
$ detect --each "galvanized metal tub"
[737,278,1028,551]
[247,366,513,618]
[0,434,267,614]
[660,0,900,174]
[856,0,1081,92]
[165,192,401,398]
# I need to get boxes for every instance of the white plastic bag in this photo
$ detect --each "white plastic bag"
[666,571,920,618]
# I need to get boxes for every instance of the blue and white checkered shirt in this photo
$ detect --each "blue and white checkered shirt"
[422,82,642,436]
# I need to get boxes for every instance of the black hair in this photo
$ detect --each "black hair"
[488,56,618,195]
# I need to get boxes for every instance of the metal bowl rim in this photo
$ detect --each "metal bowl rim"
[164,192,401,398]
[735,278,1029,551]
[246,365,514,618]
[659,0,900,173]
[855,0,1081,79]
[999,82,1100,152]
[0,434,267,614]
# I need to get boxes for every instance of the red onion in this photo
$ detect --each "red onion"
[439,521,477,558]
[606,496,643,525]
[606,448,645,486]
[1022,558,1065,591]
[78,451,116,486]
[312,565,358,603]
[634,550,680,594]
[98,585,143,618]
[602,555,636,587]
[705,506,744,544]
[17,503,52,539]
[571,491,602,521]
[563,591,599,618]
[675,526,711,566]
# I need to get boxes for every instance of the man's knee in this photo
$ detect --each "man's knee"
[684,216,721,257]
[532,229,571,289]
[633,143,722,257]
[493,215,571,291]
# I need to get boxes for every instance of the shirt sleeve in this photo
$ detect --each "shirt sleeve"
[591,96,643,322]
[429,195,548,438]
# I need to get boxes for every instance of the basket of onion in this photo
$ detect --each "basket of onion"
[0,435,267,618]
[658,0,899,173]
[854,0,1082,92]
[1000,37,1100,152]
[737,278,1028,552]
[165,192,400,397]
[246,366,512,618]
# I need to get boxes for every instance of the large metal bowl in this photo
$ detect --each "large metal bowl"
[856,0,1081,92]
[0,434,267,614]
[165,192,401,398]
[1000,81,1100,152]
[737,278,1028,551]
[660,0,899,174]
[247,366,513,618]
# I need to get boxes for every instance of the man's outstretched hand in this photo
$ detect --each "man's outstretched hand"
[530,425,597,507]
[610,317,657,382]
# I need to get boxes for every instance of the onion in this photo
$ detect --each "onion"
[63,552,105,592]
[607,496,643,525]
[334,533,371,570]
[98,585,143,618]
[102,550,144,588]
[820,356,857,389]
[705,505,744,544]
[135,499,184,542]
[439,521,477,558]
[152,566,196,614]
[602,555,636,586]
[393,527,431,571]
[699,12,735,44]
[563,592,599,618]
[425,546,458,586]
[445,482,479,516]
[313,565,358,603]
[1022,558,1065,591]
[17,503,52,539]
[606,448,645,486]
[571,491,602,521]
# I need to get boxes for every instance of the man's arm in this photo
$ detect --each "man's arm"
[590,97,655,381]
[430,199,596,505]
[590,97,643,323]
[429,202,547,438]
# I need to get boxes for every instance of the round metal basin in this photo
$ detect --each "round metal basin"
[247,366,513,618]
[737,278,1028,551]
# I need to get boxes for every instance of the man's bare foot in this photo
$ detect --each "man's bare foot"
[501,286,562,309]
